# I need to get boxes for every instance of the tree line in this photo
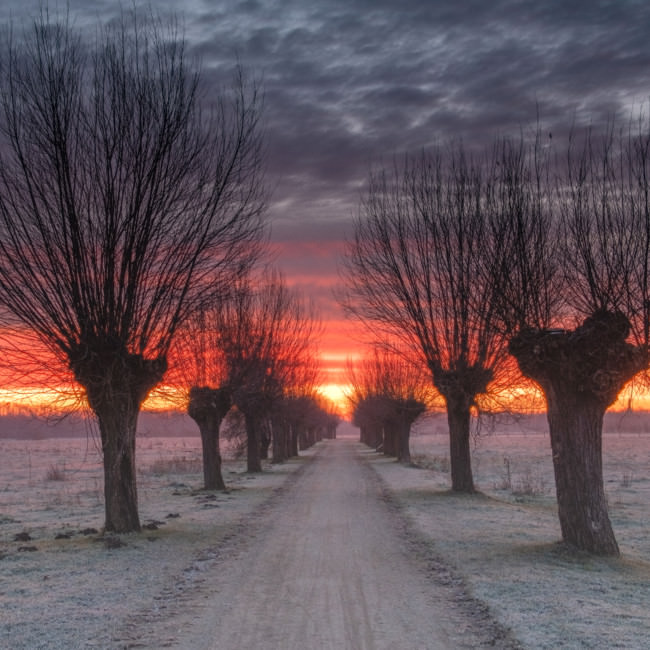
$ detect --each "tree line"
[345,348,431,464]
[0,8,336,535]
[0,6,646,559]
[341,125,650,556]
[173,268,338,491]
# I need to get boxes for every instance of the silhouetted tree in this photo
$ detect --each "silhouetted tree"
[0,10,266,531]
[218,270,319,472]
[270,361,322,462]
[320,400,340,440]
[491,125,650,555]
[343,149,508,490]
[346,348,429,462]
[294,393,339,449]
[281,394,315,457]
[350,394,385,450]
[187,385,231,490]
[172,305,237,491]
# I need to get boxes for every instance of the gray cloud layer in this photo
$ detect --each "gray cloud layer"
[187,0,650,227]
[2,0,650,312]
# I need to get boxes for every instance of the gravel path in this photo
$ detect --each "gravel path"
[123,439,520,649]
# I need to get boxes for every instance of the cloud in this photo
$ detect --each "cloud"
[3,0,650,362]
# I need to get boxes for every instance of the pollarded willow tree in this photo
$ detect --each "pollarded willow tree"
[270,358,323,463]
[217,269,320,472]
[0,10,266,532]
[172,304,236,492]
[293,393,339,449]
[346,348,430,462]
[342,148,508,491]
[491,125,650,555]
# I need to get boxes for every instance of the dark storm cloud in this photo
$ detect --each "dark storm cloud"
[204,0,650,207]
[2,0,650,318]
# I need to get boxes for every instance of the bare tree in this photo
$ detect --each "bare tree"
[270,358,322,462]
[494,125,650,555]
[171,305,235,491]
[217,270,320,472]
[346,348,430,462]
[0,10,266,531]
[276,394,317,458]
[378,351,429,463]
[342,148,508,490]
[293,393,338,449]
[346,356,386,450]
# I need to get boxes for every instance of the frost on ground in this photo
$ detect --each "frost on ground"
[376,416,650,650]
[1,414,650,648]
[125,438,518,649]
[0,426,315,649]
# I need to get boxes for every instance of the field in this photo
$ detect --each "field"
[1,412,649,648]
[0,413,312,648]
[379,413,650,649]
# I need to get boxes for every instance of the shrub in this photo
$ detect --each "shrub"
[45,464,66,481]
[145,456,202,475]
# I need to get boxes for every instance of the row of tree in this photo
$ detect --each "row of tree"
[342,124,650,556]
[0,8,339,535]
[346,348,430,463]
[173,269,338,491]
[2,6,643,559]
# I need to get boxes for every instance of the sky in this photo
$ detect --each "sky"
[2,0,650,405]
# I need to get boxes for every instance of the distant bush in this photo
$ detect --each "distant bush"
[45,464,66,481]
[497,456,547,496]
[144,456,202,475]
[512,469,547,496]
[411,453,450,473]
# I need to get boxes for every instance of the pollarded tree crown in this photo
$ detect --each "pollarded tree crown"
[508,309,647,407]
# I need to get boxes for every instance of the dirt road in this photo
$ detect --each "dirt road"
[125,439,518,649]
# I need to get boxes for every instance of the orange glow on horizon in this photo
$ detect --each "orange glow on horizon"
[2,378,650,419]
[0,387,82,416]
[318,382,352,417]
[1,327,650,420]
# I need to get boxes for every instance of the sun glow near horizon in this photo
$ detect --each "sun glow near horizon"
[2,347,650,420]
[318,382,351,417]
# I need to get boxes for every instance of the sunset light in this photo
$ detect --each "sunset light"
[3,2,650,647]
[317,382,350,416]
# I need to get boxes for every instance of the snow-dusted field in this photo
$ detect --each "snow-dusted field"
[1,414,649,648]
[0,419,316,649]
[369,416,650,649]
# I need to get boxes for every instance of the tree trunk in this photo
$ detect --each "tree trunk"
[259,419,271,459]
[383,424,397,457]
[272,417,288,463]
[509,310,647,556]
[432,364,492,494]
[297,426,307,451]
[245,411,263,472]
[97,405,141,533]
[283,420,292,459]
[396,401,424,464]
[199,427,226,491]
[546,388,617,554]
[373,425,383,450]
[301,427,311,450]
[396,419,412,464]
[187,387,231,491]
[289,424,299,457]
[444,393,475,493]
[70,345,167,533]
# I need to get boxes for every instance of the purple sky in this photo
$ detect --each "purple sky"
[2,0,650,367]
